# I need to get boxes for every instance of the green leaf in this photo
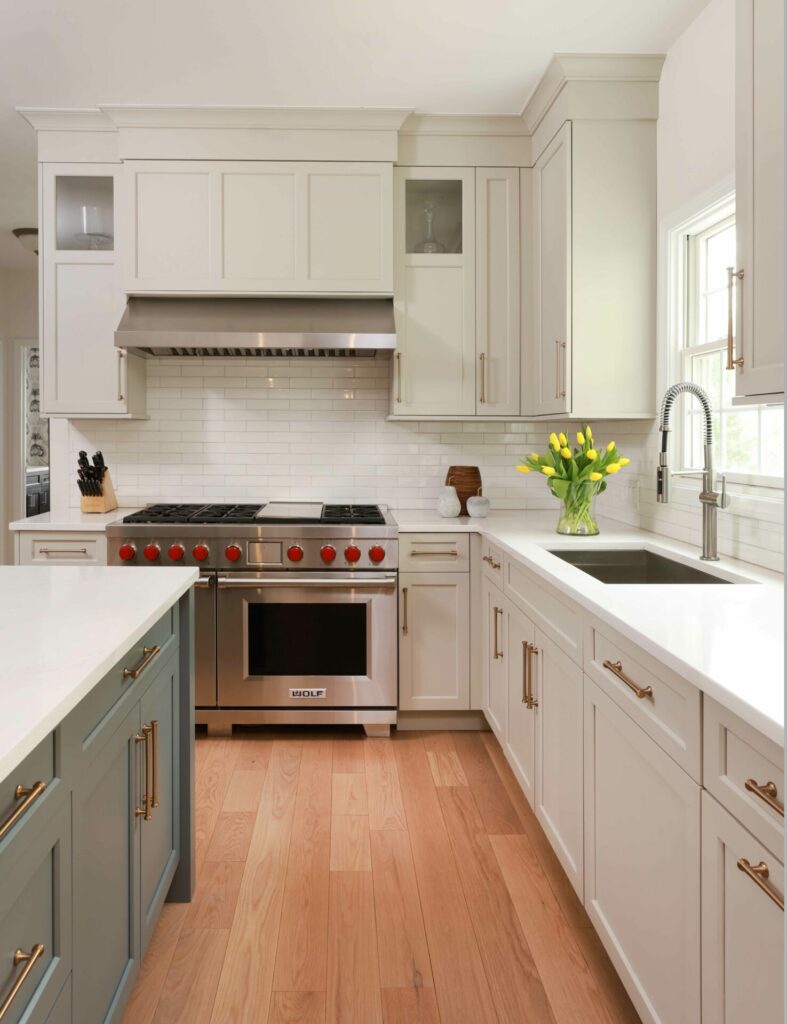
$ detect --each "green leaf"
[551,478,570,500]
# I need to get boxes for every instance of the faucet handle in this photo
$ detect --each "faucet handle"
[719,474,731,509]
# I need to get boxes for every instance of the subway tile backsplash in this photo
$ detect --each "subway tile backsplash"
[67,357,783,571]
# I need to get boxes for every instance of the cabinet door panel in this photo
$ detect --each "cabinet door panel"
[133,168,212,284]
[702,791,783,1024]
[222,171,297,281]
[534,628,583,897]
[398,572,470,710]
[505,602,536,807]
[480,578,506,739]
[584,679,700,1024]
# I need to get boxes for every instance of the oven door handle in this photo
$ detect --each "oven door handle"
[216,576,398,589]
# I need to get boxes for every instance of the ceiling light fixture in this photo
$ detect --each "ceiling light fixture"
[12,228,38,255]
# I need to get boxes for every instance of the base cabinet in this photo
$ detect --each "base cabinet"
[504,601,536,807]
[584,679,701,1024]
[701,792,784,1024]
[480,577,507,739]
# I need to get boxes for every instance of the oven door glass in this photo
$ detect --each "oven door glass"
[247,602,367,676]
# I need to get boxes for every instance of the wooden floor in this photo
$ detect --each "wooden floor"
[122,728,641,1024]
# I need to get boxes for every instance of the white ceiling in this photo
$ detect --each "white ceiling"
[0,0,708,270]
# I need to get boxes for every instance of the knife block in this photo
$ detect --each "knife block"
[80,471,119,514]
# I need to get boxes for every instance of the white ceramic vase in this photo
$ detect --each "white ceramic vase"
[467,494,490,518]
[437,484,461,518]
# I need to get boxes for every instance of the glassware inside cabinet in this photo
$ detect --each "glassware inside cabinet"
[405,179,462,254]
[55,176,114,250]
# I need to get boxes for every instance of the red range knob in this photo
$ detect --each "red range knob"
[192,544,209,562]
[143,544,161,562]
[118,543,136,562]
[225,544,242,562]
[287,545,304,562]
[320,545,337,564]
[168,544,185,562]
[368,545,385,564]
[345,545,361,563]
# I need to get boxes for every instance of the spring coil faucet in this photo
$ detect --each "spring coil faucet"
[657,382,730,561]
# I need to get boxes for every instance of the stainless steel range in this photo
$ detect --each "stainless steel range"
[107,502,398,736]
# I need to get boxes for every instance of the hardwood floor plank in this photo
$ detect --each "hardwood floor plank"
[332,736,366,773]
[330,814,371,871]
[268,992,326,1024]
[370,830,434,991]
[364,739,406,830]
[121,904,188,1024]
[195,739,241,869]
[423,732,468,787]
[233,735,274,772]
[153,927,229,1024]
[381,988,441,1024]
[210,741,302,1024]
[438,785,556,1023]
[204,810,256,862]
[183,860,245,930]
[327,871,383,1023]
[273,740,333,993]
[491,833,635,1024]
[393,734,497,1024]
[222,768,267,812]
[332,773,368,815]
[570,922,641,1024]
[452,731,523,834]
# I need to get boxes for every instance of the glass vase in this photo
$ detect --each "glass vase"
[556,496,599,536]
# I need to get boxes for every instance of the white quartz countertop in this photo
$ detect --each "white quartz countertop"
[8,508,139,532]
[392,510,785,745]
[0,566,198,781]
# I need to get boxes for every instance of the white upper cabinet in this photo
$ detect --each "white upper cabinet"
[475,167,521,415]
[393,167,476,416]
[734,0,784,401]
[124,161,393,294]
[41,164,145,418]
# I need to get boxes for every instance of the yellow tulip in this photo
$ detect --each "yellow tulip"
[516,464,531,473]
[531,452,541,461]
[606,441,616,452]
[560,447,571,459]
[542,466,556,477]
[606,462,621,474]
[589,471,603,481]
[576,431,585,445]
[586,449,598,461]
[619,457,630,466]
[558,432,567,446]
[549,432,560,451]
[586,425,593,441]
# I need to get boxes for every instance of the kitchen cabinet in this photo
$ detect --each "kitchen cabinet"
[124,160,393,294]
[15,531,107,566]
[584,678,701,1024]
[41,164,145,418]
[392,167,477,416]
[398,572,470,711]
[505,601,536,807]
[480,577,507,740]
[733,0,784,402]
[701,791,783,1024]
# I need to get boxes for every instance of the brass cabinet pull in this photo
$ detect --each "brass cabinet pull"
[135,725,152,821]
[745,778,784,817]
[123,644,161,681]
[38,547,88,556]
[482,554,501,569]
[527,643,539,708]
[492,607,503,660]
[555,340,567,399]
[0,944,45,1021]
[726,267,744,370]
[117,349,125,401]
[151,720,159,809]
[479,352,487,403]
[602,659,653,700]
[737,858,784,911]
[521,640,529,704]
[0,781,46,843]
[411,549,459,558]
[395,352,402,403]
[401,587,408,636]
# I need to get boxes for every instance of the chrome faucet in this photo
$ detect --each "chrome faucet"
[657,382,730,561]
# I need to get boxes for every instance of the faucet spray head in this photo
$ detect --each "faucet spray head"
[656,452,670,503]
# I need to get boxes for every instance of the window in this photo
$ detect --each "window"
[675,196,783,485]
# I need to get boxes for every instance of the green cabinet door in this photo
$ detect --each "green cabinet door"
[139,650,180,954]
[72,705,141,1024]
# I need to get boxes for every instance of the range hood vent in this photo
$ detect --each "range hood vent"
[115,296,396,358]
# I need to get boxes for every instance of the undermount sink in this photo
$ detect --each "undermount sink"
[548,548,737,585]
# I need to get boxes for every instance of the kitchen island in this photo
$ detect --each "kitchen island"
[0,565,197,1024]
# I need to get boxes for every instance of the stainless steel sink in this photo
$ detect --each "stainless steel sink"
[548,548,735,584]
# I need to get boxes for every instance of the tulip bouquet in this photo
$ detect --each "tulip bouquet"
[516,425,630,535]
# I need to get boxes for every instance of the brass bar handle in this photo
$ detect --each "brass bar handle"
[479,352,486,404]
[745,778,784,817]
[0,781,46,843]
[737,858,784,911]
[521,640,529,704]
[123,644,161,681]
[0,944,45,1021]
[135,725,152,821]
[151,720,159,809]
[492,606,503,660]
[527,643,539,708]
[492,606,500,660]
[411,550,459,557]
[401,587,408,636]
[395,352,402,403]
[39,547,88,556]
[726,267,744,370]
[482,554,501,569]
[117,349,125,402]
[555,340,567,399]
[602,659,653,700]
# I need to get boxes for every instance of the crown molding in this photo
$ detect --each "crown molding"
[101,105,412,131]
[400,113,526,137]
[17,108,115,131]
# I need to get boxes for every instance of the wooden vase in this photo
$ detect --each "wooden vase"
[445,466,482,516]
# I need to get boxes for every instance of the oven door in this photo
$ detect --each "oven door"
[216,572,398,709]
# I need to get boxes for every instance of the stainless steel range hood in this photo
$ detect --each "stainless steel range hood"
[114,296,396,357]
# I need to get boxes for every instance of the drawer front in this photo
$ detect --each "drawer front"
[22,533,106,566]
[0,734,55,852]
[584,621,701,781]
[704,697,783,858]
[399,533,470,573]
[503,557,582,664]
[61,607,178,775]
[0,798,71,1024]
[480,538,503,583]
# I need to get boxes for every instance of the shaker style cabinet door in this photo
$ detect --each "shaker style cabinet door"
[505,601,536,808]
[480,577,507,740]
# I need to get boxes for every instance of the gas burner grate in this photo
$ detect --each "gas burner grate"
[321,504,385,525]
[122,504,207,524]
[189,504,263,524]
